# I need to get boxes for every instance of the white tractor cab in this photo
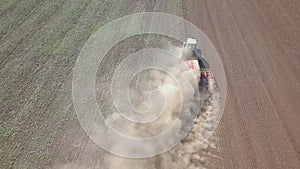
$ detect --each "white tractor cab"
[184,38,197,50]
[183,38,217,91]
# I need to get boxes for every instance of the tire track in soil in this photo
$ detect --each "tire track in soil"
[183,0,300,168]
[272,0,300,24]
[249,0,300,83]
[195,2,266,168]
[227,0,300,161]
[224,1,290,167]
[2,0,299,168]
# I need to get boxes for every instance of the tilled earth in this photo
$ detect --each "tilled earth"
[1,0,299,169]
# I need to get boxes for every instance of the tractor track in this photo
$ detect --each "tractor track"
[0,0,299,168]
[183,0,300,168]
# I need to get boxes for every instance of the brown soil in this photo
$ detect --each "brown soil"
[1,0,299,169]
[182,0,300,168]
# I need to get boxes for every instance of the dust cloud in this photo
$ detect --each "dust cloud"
[104,47,222,169]
[50,47,221,169]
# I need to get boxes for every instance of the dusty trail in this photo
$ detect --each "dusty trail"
[0,0,299,168]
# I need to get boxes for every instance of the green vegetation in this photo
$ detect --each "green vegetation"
[0,0,186,168]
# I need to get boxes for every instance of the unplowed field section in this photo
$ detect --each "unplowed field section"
[0,0,299,168]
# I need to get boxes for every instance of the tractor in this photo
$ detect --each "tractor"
[183,38,218,91]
